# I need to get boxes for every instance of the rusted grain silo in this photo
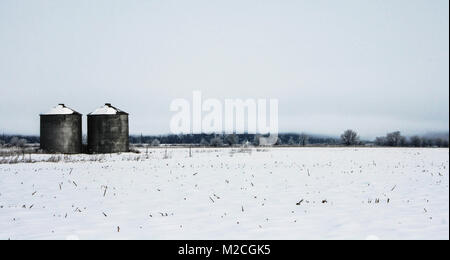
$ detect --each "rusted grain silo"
[87,103,129,153]
[40,104,82,154]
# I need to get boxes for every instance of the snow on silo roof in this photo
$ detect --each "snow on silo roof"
[43,104,80,115]
[89,103,128,115]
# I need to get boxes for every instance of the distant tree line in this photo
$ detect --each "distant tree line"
[130,130,448,148]
[336,129,448,147]
[374,131,449,147]
[1,131,447,148]
[0,134,39,148]
[128,133,340,147]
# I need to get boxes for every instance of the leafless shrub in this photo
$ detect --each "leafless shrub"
[230,147,252,156]
[129,148,141,154]
[151,139,160,147]
[90,155,105,162]
[210,136,223,147]
[46,155,62,163]
[341,129,360,146]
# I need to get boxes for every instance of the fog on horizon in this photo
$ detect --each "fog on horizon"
[0,0,448,140]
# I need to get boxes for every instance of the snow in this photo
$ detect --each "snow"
[0,147,448,240]
[89,105,121,115]
[44,105,76,115]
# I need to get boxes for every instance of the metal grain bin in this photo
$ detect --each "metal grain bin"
[87,103,129,153]
[40,104,82,154]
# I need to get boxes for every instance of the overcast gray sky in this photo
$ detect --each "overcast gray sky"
[0,0,448,139]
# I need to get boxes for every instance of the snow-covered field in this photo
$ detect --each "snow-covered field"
[0,147,448,240]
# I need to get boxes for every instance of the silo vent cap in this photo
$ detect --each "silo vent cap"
[89,103,128,115]
[43,104,80,115]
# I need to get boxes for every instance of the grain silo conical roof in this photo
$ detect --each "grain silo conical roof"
[42,104,81,115]
[88,103,128,115]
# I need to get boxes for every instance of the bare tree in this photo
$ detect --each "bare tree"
[434,138,444,147]
[386,131,405,147]
[151,139,160,147]
[210,136,223,147]
[241,139,251,147]
[200,138,209,146]
[399,136,407,146]
[288,137,296,146]
[421,138,433,147]
[225,134,239,146]
[340,129,359,146]
[374,136,386,146]
[409,136,422,147]
[9,136,19,146]
[298,133,309,146]
[17,138,27,148]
